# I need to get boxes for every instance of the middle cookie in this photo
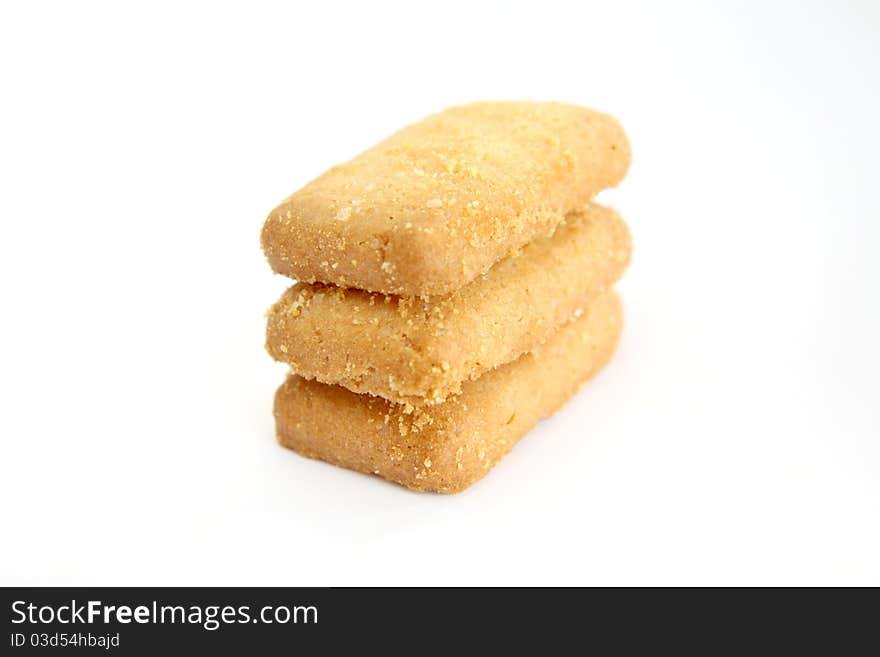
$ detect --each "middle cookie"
[265,202,631,406]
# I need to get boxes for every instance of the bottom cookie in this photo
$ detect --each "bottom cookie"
[273,291,623,493]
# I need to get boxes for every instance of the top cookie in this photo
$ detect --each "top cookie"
[261,101,630,297]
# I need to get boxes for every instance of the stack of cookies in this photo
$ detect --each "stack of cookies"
[261,102,631,493]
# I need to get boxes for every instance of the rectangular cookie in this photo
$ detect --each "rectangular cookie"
[266,203,630,405]
[261,101,630,297]
[273,291,623,493]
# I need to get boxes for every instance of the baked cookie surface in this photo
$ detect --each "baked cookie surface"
[266,203,631,405]
[273,291,623,493]
[261,101,630,297]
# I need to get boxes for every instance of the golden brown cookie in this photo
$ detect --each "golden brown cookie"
[266,203,630,405]
[273,291,623,493]
[261,101,630,297]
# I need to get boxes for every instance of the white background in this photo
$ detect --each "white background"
[1,1,878,586]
